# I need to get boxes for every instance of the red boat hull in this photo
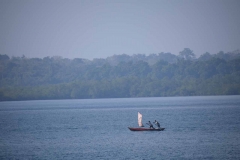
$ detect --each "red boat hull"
[128,127,165,131]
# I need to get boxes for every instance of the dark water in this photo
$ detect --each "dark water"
[0,96,240,159]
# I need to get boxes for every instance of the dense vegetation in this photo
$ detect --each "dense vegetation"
[0,48,240,101]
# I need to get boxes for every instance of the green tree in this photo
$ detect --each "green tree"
[179,48,196,60]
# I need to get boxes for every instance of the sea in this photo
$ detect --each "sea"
[0,96,240,160]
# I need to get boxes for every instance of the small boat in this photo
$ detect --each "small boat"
[128,127,165,131]
[128,112,165,131]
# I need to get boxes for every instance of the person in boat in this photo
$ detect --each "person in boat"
[154,120,160,129]
[146,121,154,129]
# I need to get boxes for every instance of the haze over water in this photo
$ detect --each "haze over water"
[0,96,240,159]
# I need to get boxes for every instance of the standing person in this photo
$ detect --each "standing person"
[154,120,160,128]
[147,121,154,129]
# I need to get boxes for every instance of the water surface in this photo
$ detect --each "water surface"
[0,96,240,159]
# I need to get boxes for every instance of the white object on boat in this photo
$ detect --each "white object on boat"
[138,112,144,127]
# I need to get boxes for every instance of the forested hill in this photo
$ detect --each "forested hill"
[0,48,240,101]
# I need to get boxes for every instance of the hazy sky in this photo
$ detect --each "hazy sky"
[1,0,240,60]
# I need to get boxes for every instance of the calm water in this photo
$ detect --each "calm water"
[0,96,240,160]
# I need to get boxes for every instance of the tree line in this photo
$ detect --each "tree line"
[0,48,240,101]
